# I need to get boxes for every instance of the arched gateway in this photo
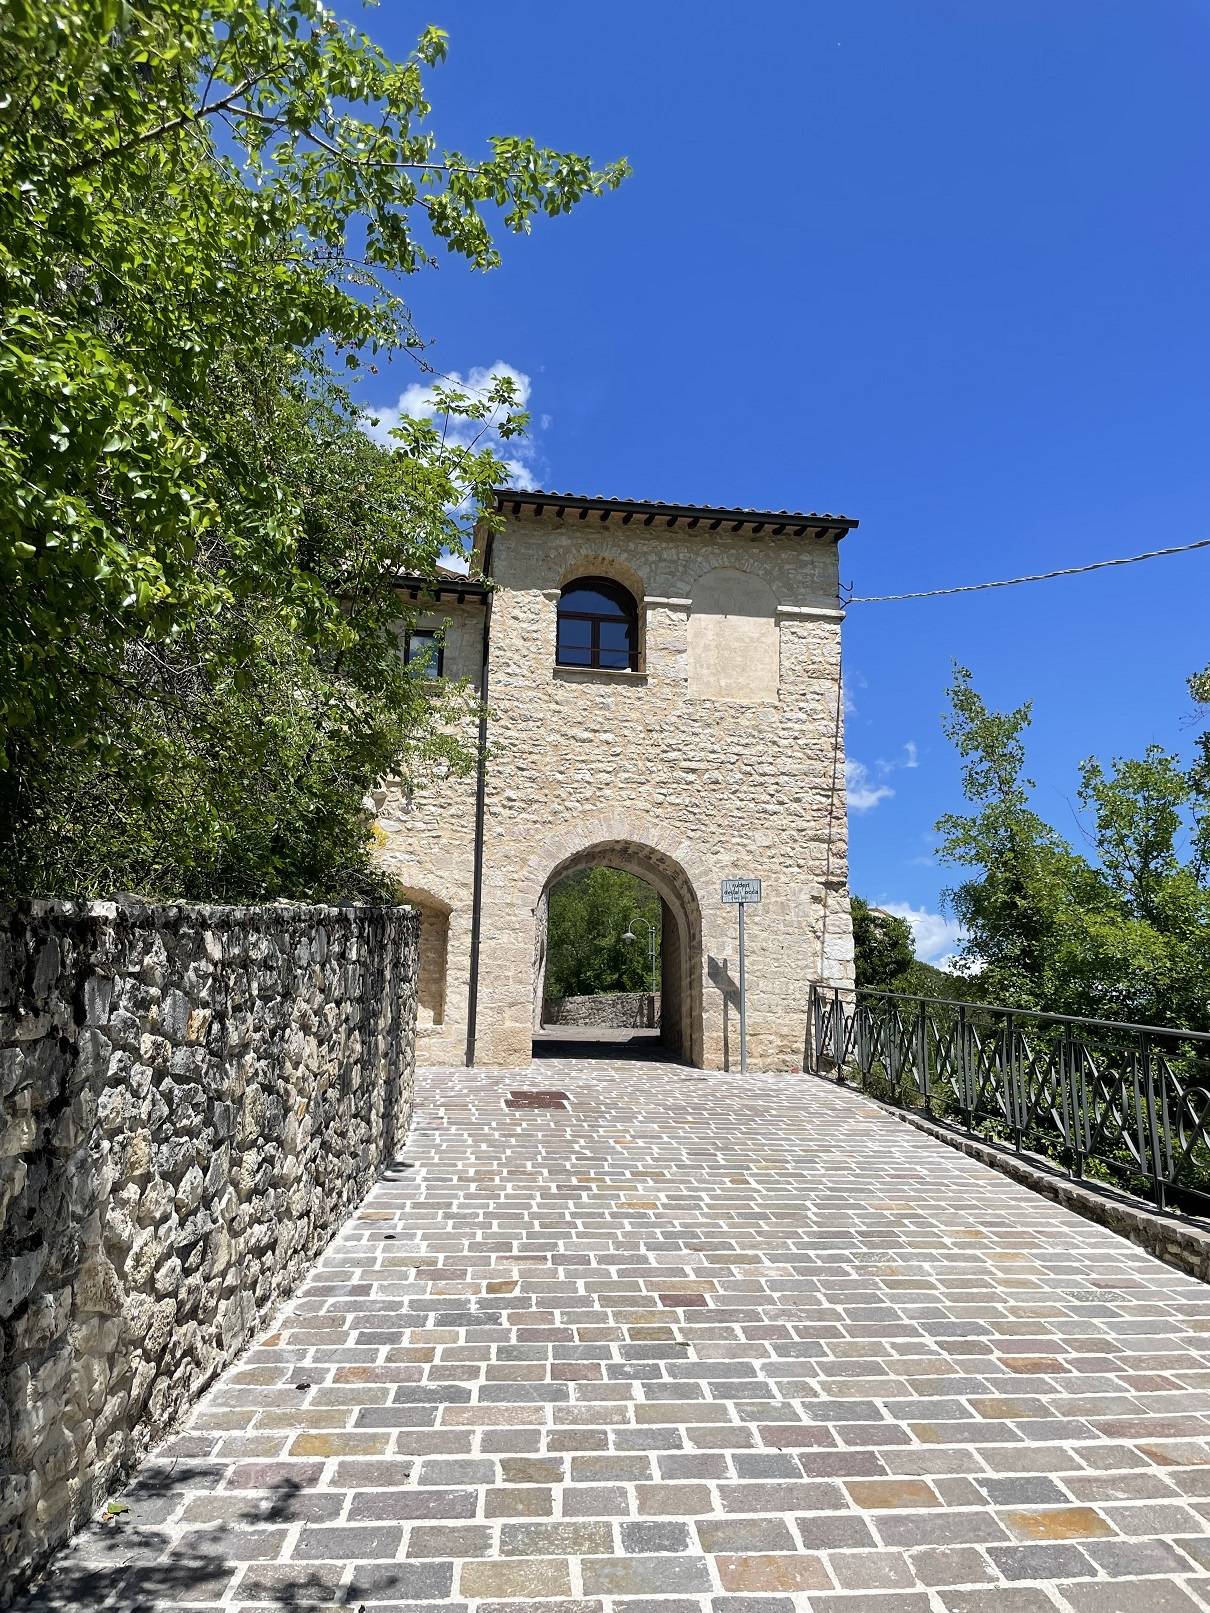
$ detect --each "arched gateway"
[530,829,706,1065]
[372,489,859,1071]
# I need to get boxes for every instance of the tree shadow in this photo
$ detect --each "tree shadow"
[10,1472,352,1612]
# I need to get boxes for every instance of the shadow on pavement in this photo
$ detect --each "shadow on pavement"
[531,1027,679,1062]
[11,1469,348,1612]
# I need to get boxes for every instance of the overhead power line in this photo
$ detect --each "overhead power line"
[844,536,1210,604]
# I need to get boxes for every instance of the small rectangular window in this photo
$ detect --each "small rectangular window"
[405,629,444,679]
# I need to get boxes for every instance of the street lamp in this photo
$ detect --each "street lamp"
[621,914,659,998]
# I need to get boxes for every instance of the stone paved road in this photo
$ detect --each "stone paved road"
[21,1060,1210,1613]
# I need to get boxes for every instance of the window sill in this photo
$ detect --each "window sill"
[553,664,648,685]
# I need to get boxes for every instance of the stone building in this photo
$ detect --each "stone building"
[373,489,857,1070]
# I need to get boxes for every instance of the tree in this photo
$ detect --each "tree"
[1078,747,1189,927]
[935,667,1083,1006]
[545,870,661,1000]
[0,1,626,899]
[936,664,1209,1030]
[851,897,914,991]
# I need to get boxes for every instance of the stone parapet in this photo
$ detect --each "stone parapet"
[543,992,660,1028]
[0,897,418,1602]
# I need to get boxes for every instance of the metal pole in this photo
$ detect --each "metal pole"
[650,924,658,999]
[738,900,748,1075]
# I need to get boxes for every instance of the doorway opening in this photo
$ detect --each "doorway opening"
[531,839,703,1064]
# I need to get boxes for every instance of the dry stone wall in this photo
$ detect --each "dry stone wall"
[0,898,418,1603]
[542,992,659,1029]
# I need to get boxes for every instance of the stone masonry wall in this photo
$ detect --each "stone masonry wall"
[374,593,483,1068]
[0,899,418,1603]
[473,518,854,1070]
[542,992,660,1029]
[374,509,856,1072]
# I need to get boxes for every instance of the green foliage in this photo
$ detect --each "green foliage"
[0,0,626,899]
[937,663,1210,1030]
[896,958,983,1003]
[850,895,979,1002]
[851,897,914,991]
[545,870,661,1001]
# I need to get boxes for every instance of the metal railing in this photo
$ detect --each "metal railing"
[808,985,1210,1215]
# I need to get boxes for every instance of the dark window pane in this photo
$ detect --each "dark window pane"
[560,585,627,618]
[406,631,440,679]
[558,617,592,647]
[556,576,638,671]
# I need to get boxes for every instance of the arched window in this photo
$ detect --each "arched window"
[556,577,639,670]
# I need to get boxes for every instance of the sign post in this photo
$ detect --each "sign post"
[720,877,761,1074]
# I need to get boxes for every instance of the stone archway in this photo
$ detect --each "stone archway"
[529,835,705,1066]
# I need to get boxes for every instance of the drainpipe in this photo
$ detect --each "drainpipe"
[464,529,494,1067]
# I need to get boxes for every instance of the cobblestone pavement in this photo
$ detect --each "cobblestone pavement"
[21,1059,1210,1613]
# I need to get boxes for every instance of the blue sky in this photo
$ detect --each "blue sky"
[353,1,1210,963]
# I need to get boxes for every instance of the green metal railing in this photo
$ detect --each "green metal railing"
[808,985,1210,1215]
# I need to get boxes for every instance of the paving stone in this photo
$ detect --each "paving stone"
[476,1604,597,1613]
[635,1482,713,1515]
[827,1549,917,1590]
[845,1479,941,1510]
[1000,1505,1115,1541]
[939,1592,1062,1612]
[348,1489,478,1521]
[807,1595,933,1613]
[619,1520,694,1553]
[405,1524,494,1558]
[1082,1537,1202,1576]
[459,1559,573,1600]
[906,1546,997,1587]
[988,1542,1097,1580]
[876,1511,1010,1549]
[1057,1581,1207,1613]
[711,1599,796,1613]
[796,1513,878,1550]
[290,1524,403,1560]
[581,1555,714,1596]
[499,1522,614,1557]
[715,1553,832,1592]
[696,1518,798,1554]
[17,1059,1210,1613]
[346,1561,456,1601]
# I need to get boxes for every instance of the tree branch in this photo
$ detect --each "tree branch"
[226,104,483,174]
[63,67,280,178]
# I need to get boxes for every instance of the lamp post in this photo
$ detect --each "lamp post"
[621,915,659,998]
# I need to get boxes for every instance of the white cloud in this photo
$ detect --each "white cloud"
[363,360,543,492]
[877,739,920,777]
[846,759,894,813]
[933,951,985,975]
[879,901,967,965]
[438,549,470,576]
[364,359,546,574]
[843,668,867,718]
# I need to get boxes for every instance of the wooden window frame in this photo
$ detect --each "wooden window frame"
[404,628,445,679]
[556,577,640,671]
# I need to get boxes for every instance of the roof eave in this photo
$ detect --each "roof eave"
[391,574,488,604]
[491,489,859,541]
